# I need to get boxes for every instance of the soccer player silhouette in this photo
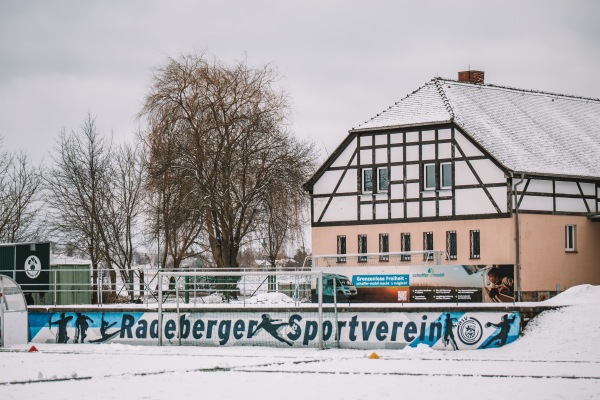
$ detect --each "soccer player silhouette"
[443,313,458,350]
[49,313,73,343]
[74,313,94,343]
[251,314,293,346]
[482,314,516,348]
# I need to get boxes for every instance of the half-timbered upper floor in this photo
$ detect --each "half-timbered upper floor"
[304,76,600,227]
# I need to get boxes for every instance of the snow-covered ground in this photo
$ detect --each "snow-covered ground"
[2,285,599,400]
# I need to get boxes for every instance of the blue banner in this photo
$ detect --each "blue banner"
[352,274,409,287]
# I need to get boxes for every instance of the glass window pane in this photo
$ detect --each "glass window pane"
[379,233,389,261]
[401,233,411,261]
[441,163,453,188]
[363,169,373,193]
[425,164,436,189]
[358,235,367,262]
[378,168,389,192]
[337,235,346,263]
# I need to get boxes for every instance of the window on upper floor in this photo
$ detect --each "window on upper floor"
[377,167,389,193]
[337,235,346,263]
[470,230,481,259]
[440,163,453,189]
[363,167,389,194]
[401,233,411,261]
[565,225,576,252]
[446,231,457,260]
[358,234,367,262]
[424,162,453,191]
[379,233,389,262]
[362,169,373,193]
[424,164,436,191]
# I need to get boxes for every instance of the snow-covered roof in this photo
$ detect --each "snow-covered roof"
[353,78,600,180]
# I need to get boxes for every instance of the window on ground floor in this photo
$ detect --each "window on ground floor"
[446,231,457,260]
[337,235,346,263]
[401,233,411,261]
[423,231,434,261]
[470,230,481,259]
[358,234,367,262]
[565,225,576,252]
[379,233,389,261]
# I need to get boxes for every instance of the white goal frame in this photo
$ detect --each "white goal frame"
[157,270,325,348]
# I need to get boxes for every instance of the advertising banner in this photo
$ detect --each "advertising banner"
[29,310,520,350]
[313,264,515,303]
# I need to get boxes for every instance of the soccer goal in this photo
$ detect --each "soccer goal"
[156,270,330,349]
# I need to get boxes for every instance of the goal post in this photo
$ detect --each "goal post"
[157,270,326,349]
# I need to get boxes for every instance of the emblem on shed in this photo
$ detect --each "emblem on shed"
[24,255,41,279]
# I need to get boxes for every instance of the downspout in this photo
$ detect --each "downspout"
[513,173,525,302]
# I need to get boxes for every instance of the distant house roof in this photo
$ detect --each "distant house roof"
[352,78,600,180]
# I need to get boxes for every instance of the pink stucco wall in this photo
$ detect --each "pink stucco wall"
[518,214,600,291]
[311,214,600,291]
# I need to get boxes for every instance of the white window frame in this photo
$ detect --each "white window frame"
[377,167,389,193]
[362,169,373,194]
[440,162,453,189]
[423,163,436,191]
[565,225,576,252]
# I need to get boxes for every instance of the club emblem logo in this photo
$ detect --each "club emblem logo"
[457,317,483,345]
[25,255,42,279]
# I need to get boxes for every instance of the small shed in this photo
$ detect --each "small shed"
[0,275,28,346]
[32,259,92,306]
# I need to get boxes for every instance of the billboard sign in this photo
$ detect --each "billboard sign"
[312,264,515,303]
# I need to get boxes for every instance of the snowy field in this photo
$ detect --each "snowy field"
[2,285,600,400]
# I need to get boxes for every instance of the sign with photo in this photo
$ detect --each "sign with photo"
[312,264,515,303]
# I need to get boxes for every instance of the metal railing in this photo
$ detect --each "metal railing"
[2,265,314,307]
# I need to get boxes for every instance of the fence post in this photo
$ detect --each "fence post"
[53,269,57,306]
[185,275,190,304]
[129,269,134,303]
[318,271,323,350]
[158,273,163,346]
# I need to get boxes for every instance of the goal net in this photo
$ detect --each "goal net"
[156,270,340,349]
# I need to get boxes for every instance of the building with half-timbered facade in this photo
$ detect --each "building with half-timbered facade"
[304,71,600,301]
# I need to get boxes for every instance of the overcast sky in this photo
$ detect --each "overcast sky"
[1,1,599,164]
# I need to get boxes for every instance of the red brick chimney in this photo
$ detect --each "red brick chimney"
[458,70,484,84]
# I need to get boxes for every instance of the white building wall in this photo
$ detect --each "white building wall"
[320,196,358,222]
[331,139,357,168]
[313,170,343,195]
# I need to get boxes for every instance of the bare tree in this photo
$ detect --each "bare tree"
[45,114,113,303]
[258,149,313,289]
[146,168,205,271]
[140,53,316,281]
[100,142,146,297]
[142,110,206,273]
[0,142,43,242]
